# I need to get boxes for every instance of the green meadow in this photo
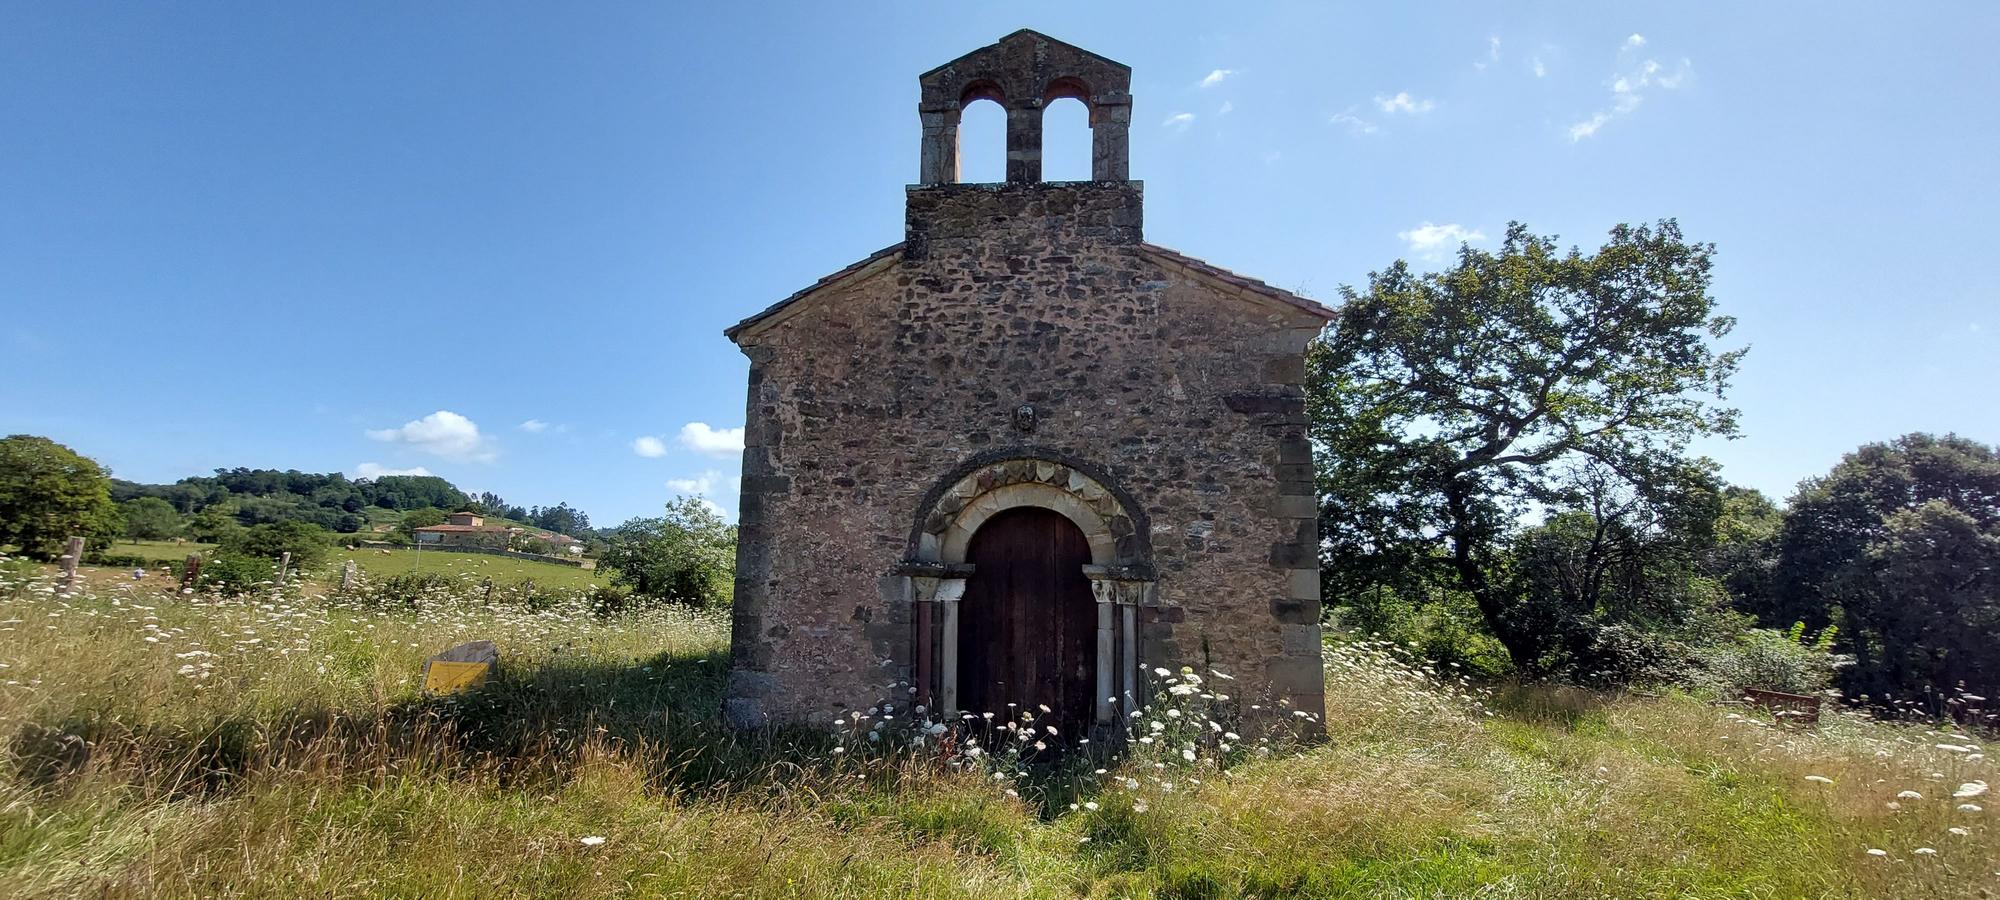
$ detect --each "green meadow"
[0,565,1991,898]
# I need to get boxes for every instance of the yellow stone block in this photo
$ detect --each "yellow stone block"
[424,660,491,694]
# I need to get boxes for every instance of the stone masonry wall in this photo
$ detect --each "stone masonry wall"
[726,181,1325,731]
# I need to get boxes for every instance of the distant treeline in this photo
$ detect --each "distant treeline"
[111,468,592,537]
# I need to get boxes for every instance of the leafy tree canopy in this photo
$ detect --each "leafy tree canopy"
[1770,433,2000,706]
[599,498,736,607]
[221,520,332,573]
[1310,221,1744,674]
[398,507,447,538]
[528,502,590,538]
[0,435,122,560]
[120,496,183,541]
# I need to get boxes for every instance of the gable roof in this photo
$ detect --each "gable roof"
[918,29,1130,81]
[722,241,1336,343]
[724,243,905,341]
[1138,244,1339,320]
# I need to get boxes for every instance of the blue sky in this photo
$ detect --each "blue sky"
[3,3,1994,526]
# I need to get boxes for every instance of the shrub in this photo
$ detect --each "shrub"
[0,555,40,598]
[1566,623,1697,688]
[82,552,154,569]
[1689,622,1849,696]
[195,553,285,597]
[600,498,735,608]
[221,521,330,573]
[1333,586,1513,678]
[343,570,571,613]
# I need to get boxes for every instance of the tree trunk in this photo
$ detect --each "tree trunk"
[1444,479,1544,674]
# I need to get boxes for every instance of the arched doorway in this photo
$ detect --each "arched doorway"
[958,506,1096,738]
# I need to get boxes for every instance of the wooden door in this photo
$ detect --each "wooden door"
[959,506,1096,741]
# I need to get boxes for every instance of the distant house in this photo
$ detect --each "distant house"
[413,512,587,555]
[412,512,511,549]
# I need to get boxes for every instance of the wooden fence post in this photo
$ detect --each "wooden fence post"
[182,553,203,591]
[339,560,358,592]
[58,536,84,593]
[276,551,292,586]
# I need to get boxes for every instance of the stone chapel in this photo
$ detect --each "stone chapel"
[723,30,1334,738]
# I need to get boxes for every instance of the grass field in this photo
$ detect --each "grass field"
[329,545,603,590]
[0,565,1993,898]
[102,540,219,562]
[101,541,603,591]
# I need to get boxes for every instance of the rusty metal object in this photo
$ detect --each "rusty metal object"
[1743,687,1823,728]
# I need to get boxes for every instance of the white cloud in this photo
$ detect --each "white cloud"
[666,470,723,496]
[697,498,728,519]
[518,419,549,433]
[1199,68,1237,88]
[1217,100,1234,116]
[631,435,668,458]
[1475,36,1501,70]
[1330,111,1379,135]
[1625,33,1647,49]
[1162,112,1196,130]
[1532,56,1547,78]
[1567,49,1692,141]
[352,462,434,479]
[678,422,745,456]
[1398,222,1486,260]
[1373,92,1435,115]
[365,410,492,462]
[1567,112,1614,141]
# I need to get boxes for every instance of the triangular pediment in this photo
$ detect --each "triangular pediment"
[918,29,1131,81]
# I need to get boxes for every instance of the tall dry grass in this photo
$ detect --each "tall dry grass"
[1,561,1995,898]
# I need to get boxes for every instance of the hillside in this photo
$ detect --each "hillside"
[0,567,1990,898]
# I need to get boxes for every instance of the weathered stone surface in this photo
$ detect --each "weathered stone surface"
[721,32,1334,733]
[426,640,499,668]
[422,641,499,694]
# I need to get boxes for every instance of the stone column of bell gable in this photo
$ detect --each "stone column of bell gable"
[1004,105,1042,183]
[918,107,960,185]
[1090,97,1131,181]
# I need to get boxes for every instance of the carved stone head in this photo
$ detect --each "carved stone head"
[1012,404,1037,433]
